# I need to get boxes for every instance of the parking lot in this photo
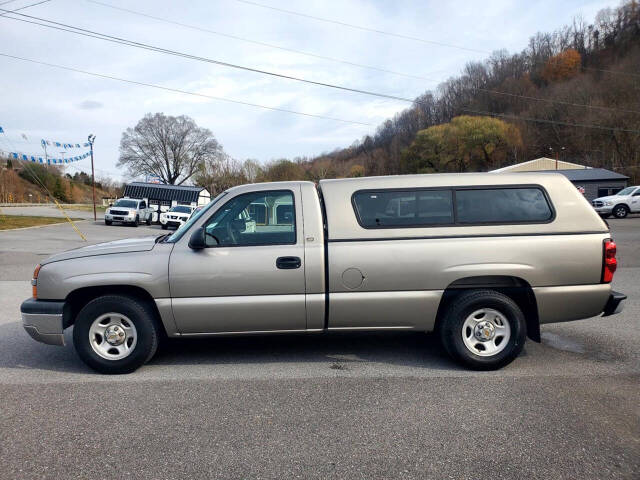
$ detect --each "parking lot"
[0,207,638,479]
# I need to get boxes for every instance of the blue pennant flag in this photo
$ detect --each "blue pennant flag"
[0,126,4,133]
[75,144,80,148]
[22,154,27,160]
[11,153,17,159]
[38,158,43,163]
[30,156,36,162]
[47,159,51,165]
[55,142,61,147]
[41,139,46,146]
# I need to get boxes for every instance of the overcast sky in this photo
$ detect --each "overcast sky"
[0,0,613,182]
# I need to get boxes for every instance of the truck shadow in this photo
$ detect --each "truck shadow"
[153,331,456,370]
[0,320,458,374]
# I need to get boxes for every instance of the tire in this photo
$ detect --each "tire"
[613,204,629,218]
[133,215,140,227]
[161,224,168,230]
[72,295,159,374]
[146,216,152,226]
[104,220,112,226]
[439,290,526,370]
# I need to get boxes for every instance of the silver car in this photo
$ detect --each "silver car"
[21,173,625,373]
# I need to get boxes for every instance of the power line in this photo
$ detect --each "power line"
[0,0,50,16]
[84,0,440,83]
[0,52,373,126]
[233,0,640,79]
[462,108,640,134]
[1,10,418,104]
[3,9,639,116]
[3,51,635,137]
[232,0,489,54]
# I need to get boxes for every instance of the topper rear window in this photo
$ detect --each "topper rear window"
[352,186,553,228]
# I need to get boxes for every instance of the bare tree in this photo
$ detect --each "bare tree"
[118,113,224,184]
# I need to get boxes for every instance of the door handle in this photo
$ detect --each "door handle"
[276,256,301,269]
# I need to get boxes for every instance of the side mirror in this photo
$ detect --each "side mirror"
[188,227,207,249]
[109,203,113,207]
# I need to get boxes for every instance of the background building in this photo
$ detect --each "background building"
[123,182,211,220]
[491,159,629,200]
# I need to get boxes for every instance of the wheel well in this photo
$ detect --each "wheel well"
[63,285,164,333]
[435,276,540,342]
[614,203,629,211]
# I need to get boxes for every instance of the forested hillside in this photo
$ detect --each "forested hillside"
[248,0,640,186]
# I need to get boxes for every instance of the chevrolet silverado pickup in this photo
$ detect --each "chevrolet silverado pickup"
[21,173,626,373]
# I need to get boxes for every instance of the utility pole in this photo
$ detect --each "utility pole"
[88,134,96,221]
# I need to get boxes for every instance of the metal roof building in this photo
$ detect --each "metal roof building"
[123,182,211,207]
[491,157,588,172]
[491,160,629,201]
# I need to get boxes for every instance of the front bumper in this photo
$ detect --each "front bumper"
[105,213,136,222]
[593,205,613,214]
[602,291,626,316]
[20,298,65,346]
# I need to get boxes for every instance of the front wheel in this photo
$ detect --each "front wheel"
[72,295,160,374]
[132,215,140,227]
[439,290,526,370]
[161,224,168,230]
[613,204,629,218]
[104,220,112,226]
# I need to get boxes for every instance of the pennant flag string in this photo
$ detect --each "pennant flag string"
[1,124,91,165]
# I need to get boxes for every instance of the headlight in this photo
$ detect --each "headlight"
[604,201,613,206]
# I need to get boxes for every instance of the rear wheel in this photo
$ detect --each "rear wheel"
[146,215,152,225]
[613,204,629,218]
[161,224,168,230]
[72,295,159,374]
[439,290,526,370]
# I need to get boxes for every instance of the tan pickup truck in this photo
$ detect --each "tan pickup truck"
[21,173,625,373]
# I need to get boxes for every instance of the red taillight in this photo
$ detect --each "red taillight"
[602,240,617,283]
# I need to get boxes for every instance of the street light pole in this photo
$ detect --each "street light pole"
[88,134,96,221]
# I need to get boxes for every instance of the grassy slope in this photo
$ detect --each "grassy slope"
[0,215,84,230]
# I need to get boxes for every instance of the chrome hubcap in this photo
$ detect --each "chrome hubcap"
[474,320,495,341]
[104,325,126,346]
[462,308,511,357]
[89,313,137,360]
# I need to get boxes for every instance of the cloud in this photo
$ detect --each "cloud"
[78,100,104,110]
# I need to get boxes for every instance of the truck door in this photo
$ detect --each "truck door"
[168,187,307,334]
[632,189,640,212]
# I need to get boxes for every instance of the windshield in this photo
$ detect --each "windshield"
[166,192,227,242]
[616,187,636,196]
[113,199,138,208]
[170,205,193,214]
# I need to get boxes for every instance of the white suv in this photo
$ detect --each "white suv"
[592,186,640,218]
[160,205,195,230]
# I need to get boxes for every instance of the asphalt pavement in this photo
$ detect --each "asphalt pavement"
[0,212,638,479]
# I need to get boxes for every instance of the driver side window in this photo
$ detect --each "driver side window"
[202,190,296,247]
